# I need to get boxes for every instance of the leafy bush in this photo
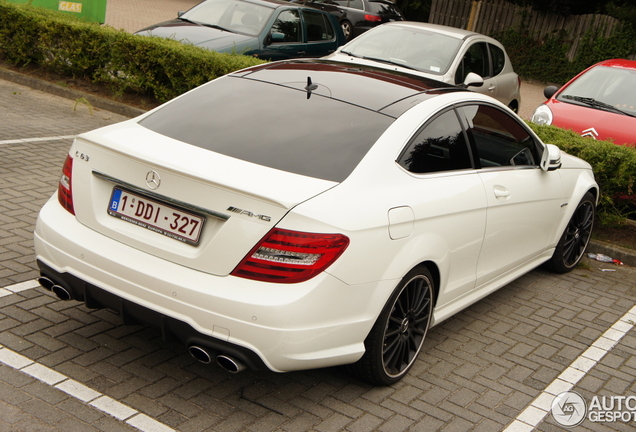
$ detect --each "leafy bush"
[495,23,636,85]
[529,123,636,223]
[0,1,266,102]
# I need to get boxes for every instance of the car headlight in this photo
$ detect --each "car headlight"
[531,104,553,125]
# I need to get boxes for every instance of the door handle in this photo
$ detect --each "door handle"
[493,185,510,199]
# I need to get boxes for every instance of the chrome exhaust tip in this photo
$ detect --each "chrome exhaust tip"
[216,354,246,373]
[37,276,55,291]
[188,345,213,364]
[51,285,72,301]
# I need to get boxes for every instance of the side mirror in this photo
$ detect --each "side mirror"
[541,144,562,172]
[177,10,185,17]
[463,72,484,88]
[270,32,285,43]
[544,85,559,100]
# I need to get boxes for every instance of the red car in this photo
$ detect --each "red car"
[531,59,636,147]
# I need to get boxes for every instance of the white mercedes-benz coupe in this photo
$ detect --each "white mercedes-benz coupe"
[35,59,597,385]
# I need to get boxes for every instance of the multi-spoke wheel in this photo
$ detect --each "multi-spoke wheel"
[348,266,434,385]
[546,191,595,273]
[341,20,352,41]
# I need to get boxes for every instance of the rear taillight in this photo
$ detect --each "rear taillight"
[58,154,74,215]
[364,14,382,22]
[231,228,349,283]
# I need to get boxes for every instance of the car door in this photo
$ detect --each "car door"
[454,41,499,100]
[396,108,488,307]
[486,42,520,108]
[260,9,307,60]
[456,103,564,286]
[302,9,339,57]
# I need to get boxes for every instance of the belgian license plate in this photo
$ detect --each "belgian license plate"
[108,188,205,245]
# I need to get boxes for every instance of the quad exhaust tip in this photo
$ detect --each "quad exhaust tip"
[52,285,72,301]
[188,345,213,364]
[37,277,73,301]
[216,354,246,373]
[188,346,246,373]
[37,276,54,291]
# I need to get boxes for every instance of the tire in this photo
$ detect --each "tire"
[545,191,595,273]
[341,20,352,41]
[348,265,434,385]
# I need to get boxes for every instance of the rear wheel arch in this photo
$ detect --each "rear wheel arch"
[346,262,437,384]
[415,260,440,309]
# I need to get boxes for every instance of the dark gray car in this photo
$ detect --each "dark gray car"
[135,0,346,60]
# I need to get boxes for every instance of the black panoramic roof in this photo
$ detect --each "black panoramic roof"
[233,59,466,117]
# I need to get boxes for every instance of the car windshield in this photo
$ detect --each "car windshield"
[138,76,395,182]
[180,0,273,36]
[558,65,636,117]
[341,25,461,75]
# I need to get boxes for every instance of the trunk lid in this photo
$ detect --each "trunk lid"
[68,120,337,275]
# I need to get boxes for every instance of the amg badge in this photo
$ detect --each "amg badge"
[227,206,271,222]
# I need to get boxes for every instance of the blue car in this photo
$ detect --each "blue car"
[135,0,346,60]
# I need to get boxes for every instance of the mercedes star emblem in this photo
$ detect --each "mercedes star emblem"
[145,170,161,190]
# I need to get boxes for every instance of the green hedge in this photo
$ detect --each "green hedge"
[0,0,266,102]
[529,123,636,223]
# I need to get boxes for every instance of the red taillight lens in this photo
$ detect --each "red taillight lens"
[231,228,349,283]
[58,154,75,215]
[364,14,382,22]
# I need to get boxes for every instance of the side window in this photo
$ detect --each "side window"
[271,10,301,42]
[460,104,539,167]
[349,0,363,9]
[455,42,490,84]
[489,44,505,76]
[303,10,335,41]
[397,109,473,174]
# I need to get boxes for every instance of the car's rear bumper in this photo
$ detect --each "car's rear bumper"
[34,197,393,372]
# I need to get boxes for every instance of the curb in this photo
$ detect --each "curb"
[588,218,636,267]
[588,240,636,267]
[0,66,147,118]
[1,65,635,267]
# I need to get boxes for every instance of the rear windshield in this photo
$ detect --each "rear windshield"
[367,1,401,16]
[139,76,394,182]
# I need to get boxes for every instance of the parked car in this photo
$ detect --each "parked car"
[134,0,345,60]
[35,59,597,385]
[531,59,636,146]
[325,21,521,111]
[299,0,404,41]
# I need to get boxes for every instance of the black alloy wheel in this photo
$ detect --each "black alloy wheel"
[348,266,434,385]
[547,191,595,273]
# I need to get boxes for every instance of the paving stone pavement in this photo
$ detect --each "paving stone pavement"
[1,70,636,432]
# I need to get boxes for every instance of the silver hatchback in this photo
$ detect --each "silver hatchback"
[325,21,521,112]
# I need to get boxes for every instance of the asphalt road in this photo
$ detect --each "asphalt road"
[1,73,636,432]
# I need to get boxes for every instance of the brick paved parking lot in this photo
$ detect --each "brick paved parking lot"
[1,77,635,432]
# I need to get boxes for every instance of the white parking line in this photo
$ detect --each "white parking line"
[503,304,636,431]
[0,281,176,432]
[0,135,76,145]
[0,279,40,297]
